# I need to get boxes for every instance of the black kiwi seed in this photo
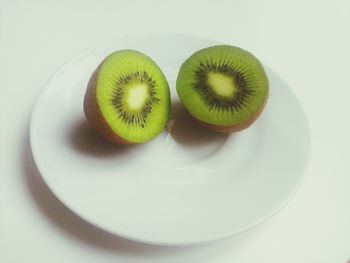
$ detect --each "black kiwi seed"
[111,71,160,128]
[193,62,254,112]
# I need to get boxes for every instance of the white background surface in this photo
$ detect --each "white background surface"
[0,0,349,262]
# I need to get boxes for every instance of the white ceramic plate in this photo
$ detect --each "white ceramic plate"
[30,34,310,245]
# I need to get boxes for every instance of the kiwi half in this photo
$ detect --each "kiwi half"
[176,45,269,133]
[84,50,170,144]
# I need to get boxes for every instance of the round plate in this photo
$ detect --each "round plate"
[30,34,310,245]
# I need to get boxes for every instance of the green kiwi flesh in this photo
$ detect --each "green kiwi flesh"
[176,45,269,133]
[84,50,170,144]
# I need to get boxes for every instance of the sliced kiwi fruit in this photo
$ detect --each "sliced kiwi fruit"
[176,45,269,133]
[84,50,170,144]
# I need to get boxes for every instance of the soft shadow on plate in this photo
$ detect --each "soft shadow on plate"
[169,100,229,147]
[23,124,260,259]
[163,100,230,162]
[69,118,138,158]
[70,102,229,164]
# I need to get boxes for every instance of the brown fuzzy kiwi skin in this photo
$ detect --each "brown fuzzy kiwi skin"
[83,65,132,144]
[190,95,268,134]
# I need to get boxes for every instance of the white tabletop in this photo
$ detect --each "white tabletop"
[1,0,349,262]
